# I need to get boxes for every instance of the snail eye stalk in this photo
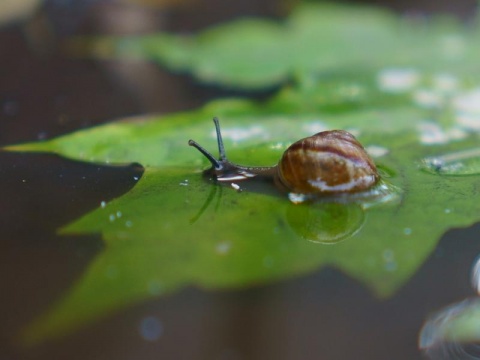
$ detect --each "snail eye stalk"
[188,117,229,170]
[188,139,223,170]
[213,117,227,162]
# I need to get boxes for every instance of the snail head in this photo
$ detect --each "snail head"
[189,117,249,181]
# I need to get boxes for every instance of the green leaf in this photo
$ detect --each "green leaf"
[16,87,480,344]
[21,131,480,344]
[74,3,480,89]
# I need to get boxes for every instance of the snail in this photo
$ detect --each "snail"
[188,117,379,196]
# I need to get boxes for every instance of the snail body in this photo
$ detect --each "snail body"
[188,118,379,196]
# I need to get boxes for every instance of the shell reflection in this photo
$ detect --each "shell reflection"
[286,202,364,244]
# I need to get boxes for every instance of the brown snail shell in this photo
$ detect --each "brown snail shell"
[276,130,379,194]
[188,118,379,196]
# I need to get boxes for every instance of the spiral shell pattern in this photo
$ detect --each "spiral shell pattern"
[277,130,379,194]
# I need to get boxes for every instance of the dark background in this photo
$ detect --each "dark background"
[0,1,479,359]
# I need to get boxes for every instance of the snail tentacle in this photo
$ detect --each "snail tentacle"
[188,139,223,170]
[213,117,227,162]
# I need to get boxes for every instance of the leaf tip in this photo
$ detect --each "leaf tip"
[2,141,52,153]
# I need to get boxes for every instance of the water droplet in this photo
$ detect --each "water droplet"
[444,208,451,214]
[116,211,122,218]
[215,241,232,255]
[302,122,328,134]
[418,121,449,145]
[404,228,412,235]
[214,125,266,142]
[413,89,443,109]
[100,201,106,208]
[109,214,116,222]
[365,145,389,158]
[417,122,466,145]
[382,249,397,271]
[456,112,480,131]
[288,193,308,204]
[125,220,133,228]
[139,316,163,342]
[133,176,139,181]
[377,68,420,93]
[453,88,480,119]
[382,249,394,261]
[433,73,459,93]
[385,260,397,272]
[420,148,480,175]
[230,183,241,191]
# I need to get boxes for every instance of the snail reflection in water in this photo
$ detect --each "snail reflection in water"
[286,202,365,244]
[188,117,380,201]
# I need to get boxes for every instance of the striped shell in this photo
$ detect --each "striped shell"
[276,130,379,194]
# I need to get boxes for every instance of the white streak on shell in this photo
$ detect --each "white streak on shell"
[304,151,374,192]
[308,175,377,192]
